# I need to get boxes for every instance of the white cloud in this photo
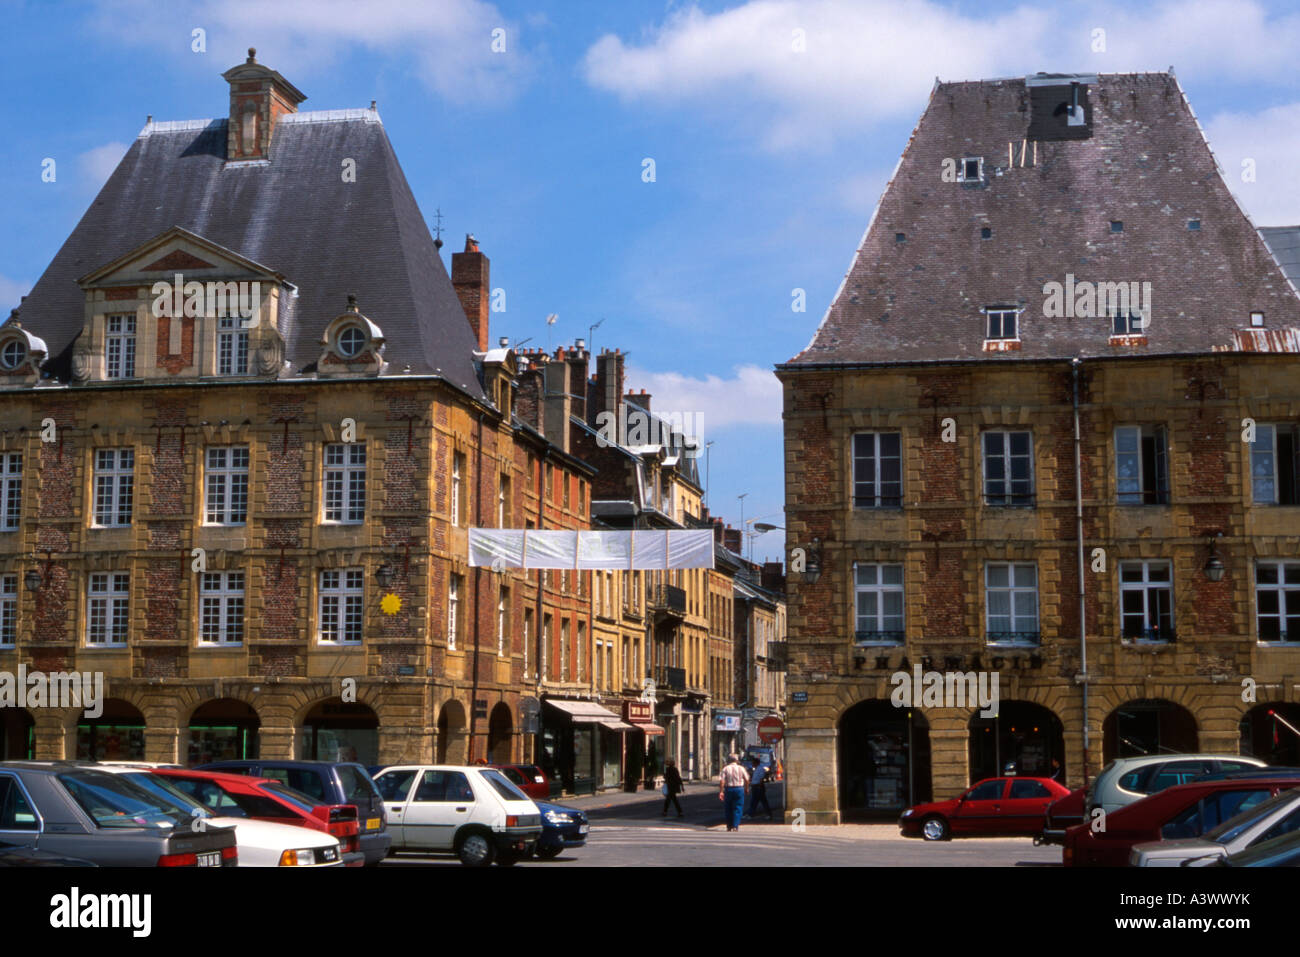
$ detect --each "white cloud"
[0,275,32,317]
[89,0,530,103]
[626,363,782,430]
[582,0,1300,150]
[1204,102,1300,226]
[79,142,130,190]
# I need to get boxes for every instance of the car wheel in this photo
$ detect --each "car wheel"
[921,816,950,841]
[535,843,562,860]
[457,833,495,867]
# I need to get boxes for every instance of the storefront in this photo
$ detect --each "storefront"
[77,699,146,761]
[712,709,740,774]
[623,700,665,789]
[838,699,932,819]
[597,700,634,790]
[540,699,626,796]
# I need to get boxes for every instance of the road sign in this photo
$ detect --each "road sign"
[758,716,784,743]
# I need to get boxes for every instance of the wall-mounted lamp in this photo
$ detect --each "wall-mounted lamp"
[24,567,44,593]
[374,562,396,590]
[1203,532,1225,582]
[804,537,822,585]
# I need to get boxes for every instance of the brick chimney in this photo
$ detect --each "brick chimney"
[595,349,625,422]
[543,359,572,454]
[515,350,546,430]
[723,526,741,554]
[566,341,589,425]
[452,234,491,351]
[761,562,785,592]
[625,388,651,415]
[222,48,306,162]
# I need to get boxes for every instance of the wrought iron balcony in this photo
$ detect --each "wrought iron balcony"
[986,631,1041,646]
[648,584,687,618]
[658,666,686,691]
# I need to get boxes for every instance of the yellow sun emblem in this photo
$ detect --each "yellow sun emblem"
[381,593,402,615]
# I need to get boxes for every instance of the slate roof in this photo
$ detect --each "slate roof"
[8,110,485,398]
[1261,227,1300,289]
[786,73,1300,367]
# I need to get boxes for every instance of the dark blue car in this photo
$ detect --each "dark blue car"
[533,800,588,860]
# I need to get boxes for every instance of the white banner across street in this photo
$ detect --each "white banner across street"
[468,528,715,570]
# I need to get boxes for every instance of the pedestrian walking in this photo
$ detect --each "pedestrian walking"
[747,756,773,820]
[718,753,750,831]
[662,758,685,817]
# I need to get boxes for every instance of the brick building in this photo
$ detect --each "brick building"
[777,72,1300,823]
[0,52,587,769]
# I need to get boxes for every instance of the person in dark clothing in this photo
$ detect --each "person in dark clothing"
[662,758,685,817]
[747,757,773,819]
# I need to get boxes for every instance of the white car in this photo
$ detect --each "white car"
[373,765,542,866]
[1130,786,1300,867]
[93,765,342,867]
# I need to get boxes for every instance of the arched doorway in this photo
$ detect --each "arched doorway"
[188,699,260,765]
[1,709,34,760]
[77,699,146,761]
[1240,703,1300,766]
[839,699,931,819]
[487,703,513,764]
[299,699,378,766]
[968,701,1065,782]
[437,700,467,764]
[1103,699,1198,762]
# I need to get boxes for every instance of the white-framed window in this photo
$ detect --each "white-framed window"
[852,432,902,507]
[605,642,613,693]
[560,618,570,680]
[338,325,366,358]
[1250,424,1300,505]
[0,574,16,647]
[577,621,585,682]
[498,474,509,527]
[199,571,245,644]
[1,452,21,531]
[595,640,604,690]
[523,608,533,677]
[105,314,136,379]
[318,568,363,644]
[1119,560,1174,642]
[1255,561,1300,643]
[93,448,134,526]
[217,317,249,375]
[985,308,1019,340]
[497,587,508,657]
[204,446,249,525]
[1115,426,1169,505]
[853,562,904,644]
[985,563,1039,644]
[960,156,983,182]
[448,573,461,650]
[323,443,366,523]
[982,431,1034,506]
[87,572,130,646]
[0,339,25,370]
[1110,306,1147,336]
[542,614,551,677]
[452,453,466,526]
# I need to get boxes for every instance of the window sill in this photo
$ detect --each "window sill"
[1256,640,1300,647]
[84,643,128,649]
[195,643,244,650]
[854,640,904,648]
[986,640,1041,649]
[982,339,1022,352]
[316,640,363,648]
[1108,335,1148,347]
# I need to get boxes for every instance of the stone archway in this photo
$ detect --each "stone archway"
[186,698,261,765]
[1240,703,1300,766]
[838,698,931,819]
[299,698,379,766]
[968,700,1065,783]
[1103,698,1198,762]
[77,699,147,761]
[1,708,33,760]
[487,702,513,764]
[437,700,468,765]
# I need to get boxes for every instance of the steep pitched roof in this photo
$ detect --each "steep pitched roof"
[786,73,1300,367]
[1261,227,1300,290]
[10,110,485,397]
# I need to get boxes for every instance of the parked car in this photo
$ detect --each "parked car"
[1064,775,1300,866]
[197,759,391,865]
[490,764,550,802]
[1085,754,1268,816]
[154,768,364,866]
[0,761,237,866]
[901,776,1071,840]
[0,840,97,867]
[1036,787,1085,846]
[1130,787,1300,866]
[95,765,342,867]
[533,799,589,859]
[1204,828,1300,867]
[374,764,542,865]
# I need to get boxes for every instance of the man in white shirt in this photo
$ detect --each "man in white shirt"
[718,754,750,831]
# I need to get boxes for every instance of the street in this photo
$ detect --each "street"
[379,783,1063,867]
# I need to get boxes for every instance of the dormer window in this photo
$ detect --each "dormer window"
[1251,311,1265,328]
[960,157,983,182]
[338,326,366,358]
[986,308,1018,340]
[0,339,25,370]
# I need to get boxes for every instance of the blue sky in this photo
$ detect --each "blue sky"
[4,0,1300,563]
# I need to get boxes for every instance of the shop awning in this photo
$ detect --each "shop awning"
[599,719,638,732]
[545,700,621,723]
[634,722,666,736]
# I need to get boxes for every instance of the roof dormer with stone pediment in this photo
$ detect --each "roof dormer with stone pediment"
[71,226,288,383]
[317,295,387,377]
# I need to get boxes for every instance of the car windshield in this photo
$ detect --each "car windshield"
[479,769,531,802]
[336,766,380,803]
[59,770,203,829]
[1207,790,1300,845]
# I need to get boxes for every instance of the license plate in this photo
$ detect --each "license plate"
[578,824,589,834]
[366,817,381,831]
[197,851,221,867]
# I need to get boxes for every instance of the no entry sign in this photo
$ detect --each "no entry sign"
[757,716,784,743]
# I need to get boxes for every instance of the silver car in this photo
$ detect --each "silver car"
[1086,754,1268,815]
[1130,787,1300,866]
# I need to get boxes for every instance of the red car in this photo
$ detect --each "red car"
[1037,787,1086,845]
[1063,776,1300,866]
[155,768,365,867]
[490,764,550,801]
[901,776,1071,840]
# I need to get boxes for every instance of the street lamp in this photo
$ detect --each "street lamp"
[1203,534,1225,582]
[374,562,396,590]
[803,538,823,586]
[24,567,43,593]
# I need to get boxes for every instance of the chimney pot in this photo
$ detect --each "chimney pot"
[499,336,509,348]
